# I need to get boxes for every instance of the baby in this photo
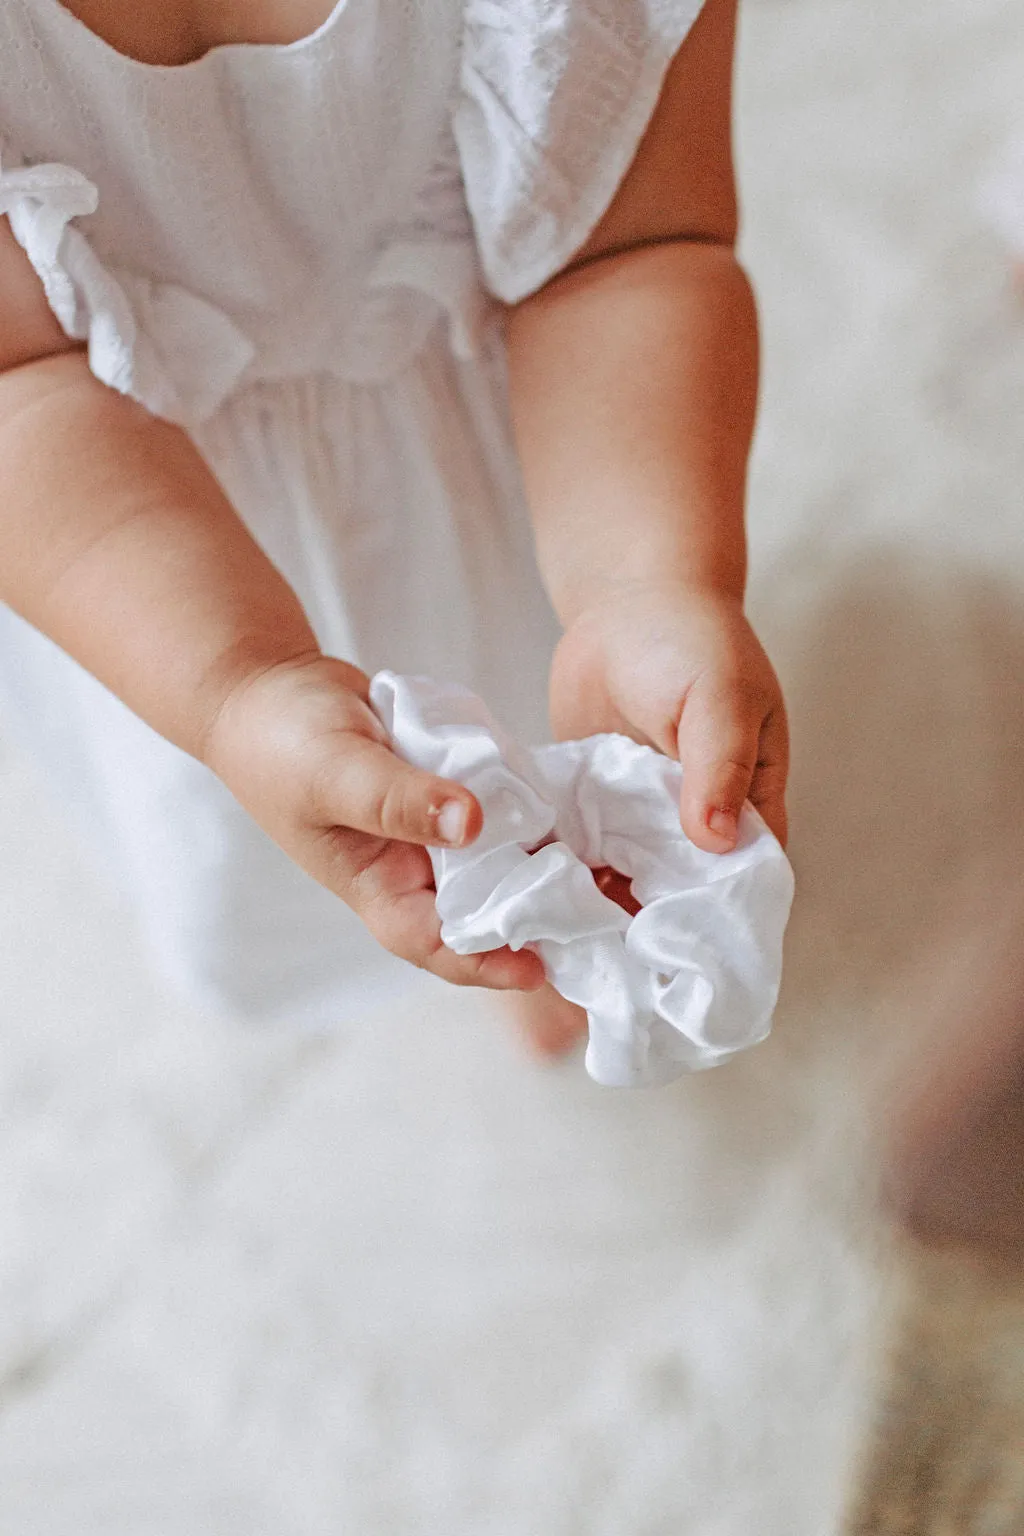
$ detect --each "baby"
[0,0,788,1051]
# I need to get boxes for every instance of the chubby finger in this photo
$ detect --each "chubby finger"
[677,679,763,854]
[309,733,482,848]
[378,889,548,991]
[748,707,790,849]
[315,827,546,991]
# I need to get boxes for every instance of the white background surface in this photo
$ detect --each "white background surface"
[3,1,1024,1529]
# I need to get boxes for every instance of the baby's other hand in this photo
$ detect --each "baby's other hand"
[549,584,788,852]
[201,653,545,992]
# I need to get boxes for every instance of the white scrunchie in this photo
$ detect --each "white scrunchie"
[370,673,795,1088]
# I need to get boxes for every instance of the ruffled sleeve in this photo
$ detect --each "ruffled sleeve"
[453,0,706,303]
[0,139,253,426]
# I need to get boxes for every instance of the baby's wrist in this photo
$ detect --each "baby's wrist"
[195,637,325,774]
[557,569,746,630]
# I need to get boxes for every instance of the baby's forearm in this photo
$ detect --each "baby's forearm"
[0,353,319,760]
[506,239,757,624]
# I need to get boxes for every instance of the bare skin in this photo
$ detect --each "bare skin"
[0,0,786,1053]
[41,0,341,66]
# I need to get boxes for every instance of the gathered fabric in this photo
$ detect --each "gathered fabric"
[372,674,794,1086]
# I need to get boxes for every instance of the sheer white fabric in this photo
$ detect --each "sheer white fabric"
[0,0,707,1024]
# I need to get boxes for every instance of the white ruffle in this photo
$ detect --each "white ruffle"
[371,673,794,1089]
[0,147,253,426]
[454,0,706,302]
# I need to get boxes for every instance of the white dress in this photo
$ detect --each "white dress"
[0,0,705,1027]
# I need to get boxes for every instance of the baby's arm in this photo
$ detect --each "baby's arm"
[0,220,540,992]
[506,0,788,852]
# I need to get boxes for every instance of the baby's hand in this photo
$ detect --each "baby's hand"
[549,584,789,852]
[203,653,545,991]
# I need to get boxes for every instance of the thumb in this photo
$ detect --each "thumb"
[312,733,483,848]
[677,679,761,854]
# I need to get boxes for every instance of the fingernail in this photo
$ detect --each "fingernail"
[708,809,738,842]
[437,799,468,846]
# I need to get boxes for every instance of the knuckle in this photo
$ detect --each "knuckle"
[702,759,755,805]
[318,825,389,905]
[719,756,756,780]
[683,680,766,757]
[364,890,452,977]
[435,960,473,988]
[421,935,471,985]
[308,822,357,888]
[376,771,423,842]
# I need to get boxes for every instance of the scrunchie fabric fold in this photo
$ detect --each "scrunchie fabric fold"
[371,672,794,1087]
